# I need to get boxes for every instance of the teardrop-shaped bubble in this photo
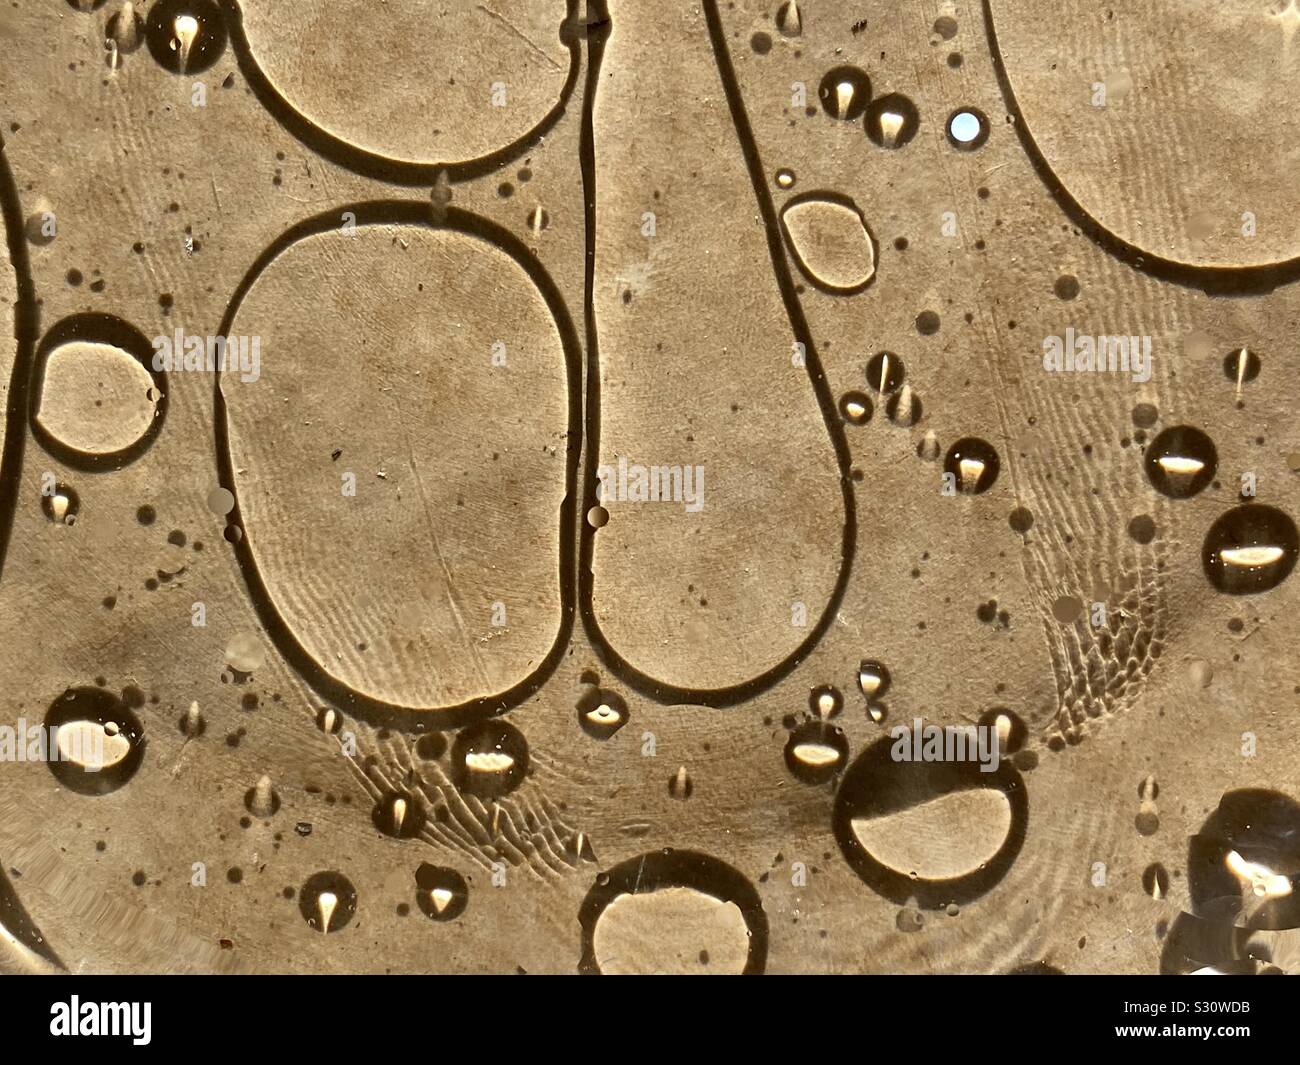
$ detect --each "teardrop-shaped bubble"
[1202,504,1298,595]
[864,93,920,149]
[372,790,425,839]
[1144,425,1217,499]
[857,659,891,700]
[299,871,357,933]
[808,684,843,719]
[414,863,469,921]
[944,437,1001,494]
[779,193,877,295]
[818,66,871,120]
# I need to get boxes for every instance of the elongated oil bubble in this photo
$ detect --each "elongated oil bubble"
[775,0,802,37]
[784,721,848,784]
[245,774,280,817]
[865,351,904,394]
[144,0,226,75]
[578,850,768,975]
[943,437,1001,494]
[450,720,529,799]
[373,790,424,839]
[779,194,877,295]
[299,871,357,933]
[1223,348,1260,389]
[1202,504,1299,595]
[864,93,920,149]
[415,863,469,921]
[668,765,693,800]
[1143,425,1217,498]
[576,688,629,740]
[833,732,1028,907]
[818,66,871,120]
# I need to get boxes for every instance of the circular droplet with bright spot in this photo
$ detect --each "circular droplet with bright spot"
[1143,425,1217,499]
[1202,504,1298,595]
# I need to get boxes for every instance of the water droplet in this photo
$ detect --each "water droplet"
[414,731,446,759]
[205,485,235,516]
[1223,348,1260,389]
[1143,862,1170,900]
[669,765,693,800]
[145,0,226,75]
[864,93,919,148]
[1144,425,1217,499]
[833,733,1028,907]
[885,385,922,426]
[245,774,280,817]
[373,790,424,838]
[315,706,342,735]
[774,167,796,189]
[40,482,80,526]
[779,193,877,295]
[865,351,904,393]
[43,687,145,795]
[1202,504,1298,595]
[809,684,843,719]
[179,700,204,737]
[776,0,802,37]
[784,721,849,784]
[857,659,891,700]
[33,314,165,468]
[108,2,145,54]
[838,391,872,426]
[451,720,529,799]
[818,66,872,120]
[946,107,989,149]
[943,437,1000,493]
[414,863,469,921]
[977,707,1026,755]
[577,687,629,739]
[299,871,357,933]
[224,631,265,673]
[586,505,609,529]
[916,430,941,462]
[579,850,768,975]
[1187,790,1300,930]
